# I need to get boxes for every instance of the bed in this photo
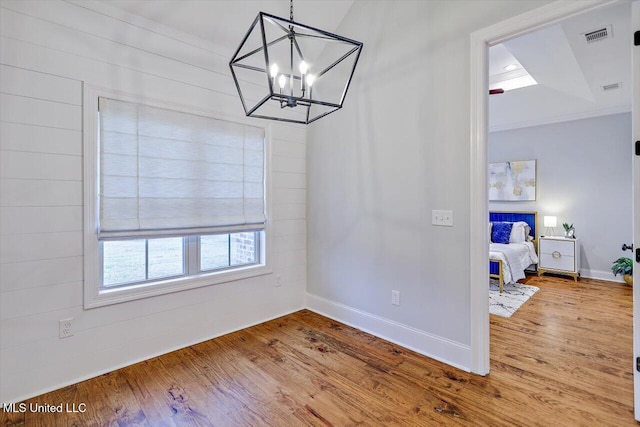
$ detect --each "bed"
[489,211,539,293]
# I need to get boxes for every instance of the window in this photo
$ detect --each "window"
[101,232,259,288]
[102,237,184,287]
[83,86,271,308]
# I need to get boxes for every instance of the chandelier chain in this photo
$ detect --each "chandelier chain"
[290,0,294,21]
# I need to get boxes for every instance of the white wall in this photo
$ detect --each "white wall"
[489,113,632,281]
[0,0,306,403]
[306,0,551,370]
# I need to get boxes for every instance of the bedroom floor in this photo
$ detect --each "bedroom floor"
[490,274,634,425]
[1,276,633,426]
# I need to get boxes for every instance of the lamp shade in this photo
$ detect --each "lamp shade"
[543,216,557,227]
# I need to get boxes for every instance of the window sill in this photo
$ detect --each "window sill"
[84,263,272,309]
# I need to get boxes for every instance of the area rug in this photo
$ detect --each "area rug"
[489,281,539,318]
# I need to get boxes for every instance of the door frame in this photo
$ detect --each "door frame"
[631,0,639,418]
[469,0,625,376]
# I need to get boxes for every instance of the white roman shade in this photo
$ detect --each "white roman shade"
[98,97,265,239]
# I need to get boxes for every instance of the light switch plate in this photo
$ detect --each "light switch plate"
[432,210,453,227]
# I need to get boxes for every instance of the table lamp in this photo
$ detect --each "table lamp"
[544,215,557,236]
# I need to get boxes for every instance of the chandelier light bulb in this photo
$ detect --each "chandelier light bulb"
[278,74,287,89]
[270,63,279,78]
[299,61,308,75]
[306,74,315,87]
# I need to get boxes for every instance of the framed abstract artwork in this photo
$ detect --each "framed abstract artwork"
[489,160,536,201]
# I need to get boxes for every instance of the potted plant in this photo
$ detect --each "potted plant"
[611,257,633,286]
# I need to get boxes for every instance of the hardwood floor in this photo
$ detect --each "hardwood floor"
[1,276,634,426]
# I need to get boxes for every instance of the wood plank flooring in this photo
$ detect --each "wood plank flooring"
[1,276,634,426]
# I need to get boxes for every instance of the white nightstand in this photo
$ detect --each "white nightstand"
[538,236,580,282]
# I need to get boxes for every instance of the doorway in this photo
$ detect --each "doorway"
[469,1,636,415]
[488,5,632,282]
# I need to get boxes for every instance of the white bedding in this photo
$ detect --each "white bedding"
[490,241,539,284]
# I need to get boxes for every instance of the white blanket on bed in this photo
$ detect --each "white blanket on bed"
[490,241,539,284]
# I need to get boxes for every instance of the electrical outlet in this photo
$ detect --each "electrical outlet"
[59,318,73,339]
[275,275,282,287]
[391,290,400,306]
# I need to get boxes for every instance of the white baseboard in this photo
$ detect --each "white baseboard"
[305,293,472,372]
[580,269,625,283]
[5,295,476,404]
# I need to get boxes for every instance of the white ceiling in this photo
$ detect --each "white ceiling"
[101,0,631,132]
[489,1,632,131]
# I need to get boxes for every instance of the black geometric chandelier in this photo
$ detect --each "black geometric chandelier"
[229,0,363,124]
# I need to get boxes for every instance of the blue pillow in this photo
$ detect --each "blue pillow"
[491,221,513,244]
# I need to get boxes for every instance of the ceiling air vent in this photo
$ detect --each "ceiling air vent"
[601,82,621,91]
[583,26,612,43]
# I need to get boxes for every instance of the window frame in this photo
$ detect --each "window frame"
[83,84,272,309]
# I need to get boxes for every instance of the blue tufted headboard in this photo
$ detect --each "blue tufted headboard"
[489,211,537,242]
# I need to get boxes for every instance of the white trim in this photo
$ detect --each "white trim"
[469,23,490,376]
[580,268,625,283]
[306,293,472,372]
[469,0,623,376]
[489,104,631,133]
[632,1,640,419]
[83,83,101,307]
[1,306,303,405]
[82,82,274,308]
[88,260,272,309]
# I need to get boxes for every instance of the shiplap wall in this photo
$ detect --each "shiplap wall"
[0,0,306,403]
